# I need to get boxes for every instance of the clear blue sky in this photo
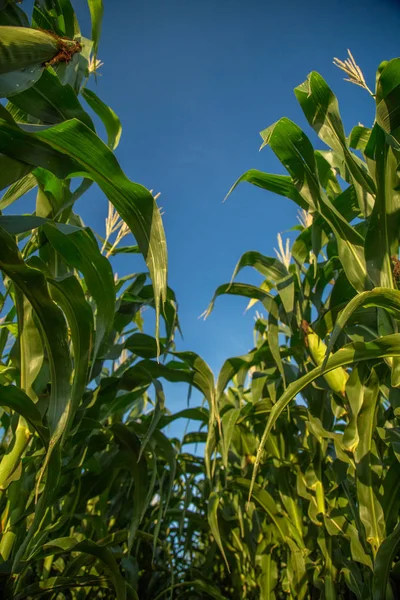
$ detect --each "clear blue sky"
[18,0,400,419]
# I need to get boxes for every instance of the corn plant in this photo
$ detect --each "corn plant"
[0,1,207,598]
[200,53,400,599]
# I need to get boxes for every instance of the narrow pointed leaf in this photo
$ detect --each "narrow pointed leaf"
[0,117,167,348]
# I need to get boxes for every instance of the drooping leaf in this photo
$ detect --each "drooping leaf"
[250,334,400,501]
[208,492,229,570]
[9,67,94,128]
[82,87,121,149]
[0,117,167,348]
[372,522,400,600]
[260,117,370,293]
[43,222,114,357]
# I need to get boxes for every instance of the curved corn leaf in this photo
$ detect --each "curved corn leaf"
[208,492,229,571]
[14,576,111,600]
[0,117,167,349]
[0,154,33,191]
[9,68,94,128]
[365,125,400,287]
[260,117,370,293]
[111,424,148,552]
[0,172,37,210]
[0,225,72,443]
[43,222,114,358]
[323,288,400,369]
[372,522,400,600]
[268,296,286,386]
[294,71,375,214]
[0,215,47,234]
[352,367,385,556]
[0,64,44,97]
[0,2,29,27]
[87,0,103,60]
[226,168,308,210]
[82,87,121,149]
[0,384,48,446]
[221,408,240,468]
[376,58,400,145]
[124,333,164,359]
[203,282,273,320]
[250,334,400,501]
[229,250,288,285]
[172,351,214,406]
[30,537,126,600]
[47,274,93,417]
[234,478,292,542]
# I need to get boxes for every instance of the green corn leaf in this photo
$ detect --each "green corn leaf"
[349,125,373,152]
[221,407,240,468]
[14,576,112,600]
[268,296,286,387]
[151,429,176,511]
[260,117,370,293]
[87,0,103,60]
[372,521,400,600]
[191,579,230,600]
[353,367,385,556]
[208,492,230,571]
[158,407,209,429]
[0,64,44,97]
[364,125,400,287]
[202,282,273,320]
[47,273,93,417]
[0,117,167,350]
[216,342,293,398]
[294,71,375,214]
[375,58,400,146]
[382,462,400,533]
[124,333,165,359]
[82,87,122,149]
[229,250,288,285]
[31,0,78,38]
[226,168,308,210]
[30,537,126,600]
[322,288,400,369]
[111,424,149,550]
[0,2,29,27]
[0,225,72,444]
[0,154,33,191]
[122,360,206,403]
[172,351,215,407]
[286,537,308,600]
[0,215,47,234]
[0,172,37,210]
[250,334,400,501]
[9,67,94,128]
[234,478,293,542]
[0,384,48,446]
[43,222,114,358]
[138,379,165,459]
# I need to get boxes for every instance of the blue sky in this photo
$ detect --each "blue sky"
[15,0,400,420]
[70,0,400,417]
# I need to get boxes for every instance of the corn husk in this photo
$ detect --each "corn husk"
[0,27,79,75]
[303,322,348,395]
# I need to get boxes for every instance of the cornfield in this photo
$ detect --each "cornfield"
[0,1,400,598]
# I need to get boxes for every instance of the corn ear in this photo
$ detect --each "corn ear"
[0,27,80,75]
[302,321,348,395]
